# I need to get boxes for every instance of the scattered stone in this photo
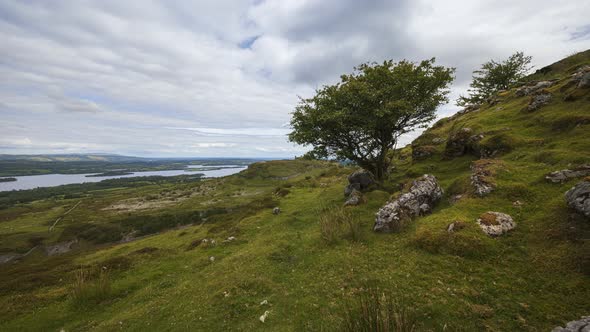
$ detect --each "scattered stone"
[552,316,590,332]
[431,137,444,145]
[513,200,524,208]
[272,207,281,215]
[449,194,463,204]
[477,212,516,236]
[209,256,215,262]
[546,165,590,183]
[471,159,498,197]
[412,145,436,160]
[259,310,270,323]
[260,299,268,305]
[344,169,375,196]
[374,174,443,233]
[447,221,466,233]
[565,180,590,218]
[44,239,78,256]
[224,236,237,243]
[515,81,555,97]
[344,189,363,206]
[444,128,484,157]
[524,91,552,111]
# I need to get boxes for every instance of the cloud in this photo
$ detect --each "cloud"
[0,0,588,158]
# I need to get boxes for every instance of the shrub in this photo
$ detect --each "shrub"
[340,288,417,332]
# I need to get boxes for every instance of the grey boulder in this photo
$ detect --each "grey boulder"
[565,180,590,218]
[374,174,443,233]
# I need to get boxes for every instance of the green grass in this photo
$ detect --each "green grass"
[0,52,589,331]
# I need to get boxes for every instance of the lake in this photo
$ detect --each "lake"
[0,165,247,192]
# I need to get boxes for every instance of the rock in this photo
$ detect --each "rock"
[209,256,215,262]
[552,316,590,332]
[578,72,590,89]
[476,212,516,236]
[546,165,590,183]
[259,310,270,323]
[412,145,436,160]
[374,174,443,233]
[447,221,466,233]
[449,194,463,204]
[344,169,375,196]
[515,81,555,97]
[272,207,281,215]
[525,91,552,111]
[344,189,363,206]
[431,137,444,145]
[44,239,78,256]
[444,128,484,157]
[471,159,497,197]
[565,180,590,218]
[260,299,268,305]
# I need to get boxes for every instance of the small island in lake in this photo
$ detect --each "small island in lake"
[85,171,133,177]
[0,177,17,182]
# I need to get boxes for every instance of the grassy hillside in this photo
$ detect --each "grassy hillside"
[0,52,589,331]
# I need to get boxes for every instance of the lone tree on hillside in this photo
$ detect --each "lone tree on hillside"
[288,59,455,181]
[457,51,533,107]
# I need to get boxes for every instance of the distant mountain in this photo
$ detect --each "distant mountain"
[0,154,148,162]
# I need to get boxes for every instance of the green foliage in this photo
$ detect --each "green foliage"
[289,58,454,180]
[457,52,532,106]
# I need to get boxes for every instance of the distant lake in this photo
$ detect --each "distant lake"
[0,165,247,192]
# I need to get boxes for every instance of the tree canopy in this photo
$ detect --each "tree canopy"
[289,59,455,180]
[457,52,532,107]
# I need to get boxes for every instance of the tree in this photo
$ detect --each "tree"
[457,52,532,107]
[288,59,455,181]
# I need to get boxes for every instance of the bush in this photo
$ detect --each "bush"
[340,288,417,332]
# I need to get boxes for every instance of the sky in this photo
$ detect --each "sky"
[0,0,589,158]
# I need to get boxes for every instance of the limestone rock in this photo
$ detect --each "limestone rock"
[578,72,590,89]
[444,128,484,157]
[515,81,555,97]
[344,169,375,196]
[565,180,590,218]
[545,165,590,183]
[431,137,444,145]
[477,212,515,236]
[471,160,497,197]
[525,92,552,111]
[552,316,590,332]
[374,174,443,233]
[412,145,436,160]
[344,189,363,206]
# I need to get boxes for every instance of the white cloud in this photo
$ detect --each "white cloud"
[0,0,588,157]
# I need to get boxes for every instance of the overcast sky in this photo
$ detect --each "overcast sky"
[1,0,589,158]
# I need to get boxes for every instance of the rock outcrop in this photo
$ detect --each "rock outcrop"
[44,239,78,256]
[515,80,555,97]
[444,128,484,157]
[525,91,552,111]
[344,169,375,196]
[374,174,443,233]
[552,316,590,332]
[565,180,590,218]
[412,145,436,160]
[546,165,590,183]
[476,212,515,236]
[471,159,498,197]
